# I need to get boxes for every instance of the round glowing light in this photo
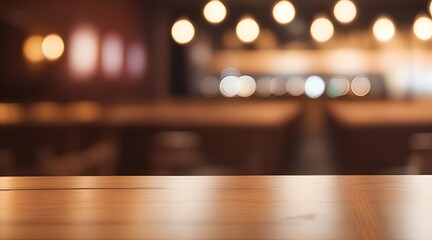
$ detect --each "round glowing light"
[310,17,334,43]
[351,77,371,97]
[203,0,227,24]
[220,75,240,97]
[333,0,357,24]
[373,17,395,42]
[102,33,124,78]
[430,1,432,17]
[272,1,296,25]
[413,16,432,41]
[256,77,272,97]
[69,25,99,80]
[200,76,220,98]
[327,76,350,98]
[237,75,256,97]
[41,34,64,61]
[270,78,287,96]
[171,18,195,45]
[305,75,325,99]
[236,17,260,43]
[23,35,44,63]
[286,77,305,96]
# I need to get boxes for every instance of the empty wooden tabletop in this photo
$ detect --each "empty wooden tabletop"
[1,176,432,240]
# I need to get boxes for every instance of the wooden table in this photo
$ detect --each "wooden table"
[1,176,432,240]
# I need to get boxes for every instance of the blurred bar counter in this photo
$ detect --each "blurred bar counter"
[327,99,432,174]
[0,100,302,175]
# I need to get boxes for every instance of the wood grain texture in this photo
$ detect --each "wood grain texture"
[0,176,431,240]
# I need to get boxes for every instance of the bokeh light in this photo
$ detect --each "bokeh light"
[351,76,371,97]
[286,77,305,96]
[200,76,220,98]
[430,1,432,17]
[237,75,256,97]
[270,77,287,96]
[171,18,195,45]
[69,25,99,80]
[127,42,147,80]
[23,35,44,63]
[220,75,240,97]
[373,17,395,42]
[272,1,296,25]
[333,0,357,24]
[310,17,334,43]
[41,34,64,61]
[256,77,272,97]
[327,76,350,98]
[220,67,241,79]
[305,75,325,99]
[102,33,124,78]
[236,17,260,43]
[413,15,432,41]
[203,0,227,24]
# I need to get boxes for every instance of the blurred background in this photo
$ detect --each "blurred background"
[1,0,432,175]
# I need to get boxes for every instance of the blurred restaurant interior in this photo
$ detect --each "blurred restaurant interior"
[1,0,432,176]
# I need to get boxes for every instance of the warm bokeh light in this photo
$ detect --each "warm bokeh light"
[256,77,272,97]
[220,75,240,97]
[23,35,44,63]
[236,17,260,43]
[310,17,334,43]
[413,15,432,41]
[430,1,432,17]
[270,78,287,96]
[333,0,357,24]
[69,25,99,80]
[237,75,256,97]
[286,77,305,96]
[102,33,124,78]
[171,18,195,45]
[220,67,241,79]
[351,76,371,97]
[373,17,395,42]
[203,0,227,24]
[305,75,325,99]
[41,34,64,61]
[327,76,350,98]
[127,42,147,79]
[272,1,296,25]
[200,76,220,98]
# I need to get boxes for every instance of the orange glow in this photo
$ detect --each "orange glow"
[23,35,44,63]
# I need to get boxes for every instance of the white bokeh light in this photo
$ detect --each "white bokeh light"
[286,77,305,96]
[203,0,227,24]
[333,0,357,24]
[236,17,260,43]
[272,1,296,25]
[69,25,99,80]
[413,15,432,41]
[373,17,395,42]
[171,18,195,45]
[305,75,325,99]
[237,75,257,97]
[351,77,371,97]
[310,17,334,43]
[220,75,240,97]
